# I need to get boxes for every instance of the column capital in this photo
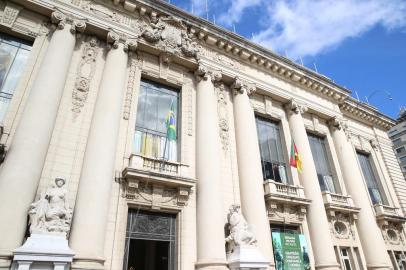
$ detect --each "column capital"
[51,10,86,34]
[328,116,347,130]
[106,31,138,52]
[194,62,222,82]
[284,99,308,114]
[230,76,256,96]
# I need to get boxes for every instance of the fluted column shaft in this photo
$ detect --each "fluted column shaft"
[69,40,129,269]
[0,13,80,265]
[232,80,274,266]
[195,67,227,270]
[329,120,391,270]
[286,101,339,270]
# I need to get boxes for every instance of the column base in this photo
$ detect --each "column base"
[315,262,341,270]
[195,259,228,270]
[71,257,105,270]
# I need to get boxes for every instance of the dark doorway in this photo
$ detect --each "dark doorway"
[123,210,176,270]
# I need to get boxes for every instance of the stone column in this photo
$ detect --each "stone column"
[231,77,274,266]
[69,33,135,270]
[194,64,228,270]
[0,11,84,268]
[285,100,339,270]
[329,117,392,270]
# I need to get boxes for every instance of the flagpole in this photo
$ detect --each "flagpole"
[160,99,174,171]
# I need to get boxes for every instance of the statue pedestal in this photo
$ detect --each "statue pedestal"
[12,234,74,270]
[227,245,269,270]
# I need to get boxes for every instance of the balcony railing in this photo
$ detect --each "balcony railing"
[263,180,309,203]
[128,154,190,177]
[322,191,354,206]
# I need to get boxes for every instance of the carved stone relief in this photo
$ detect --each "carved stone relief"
[0,2,22,28]
[380,221,405,246]
[267,203,306,224]
[124,180,191,209]
[215,81,230,151]
[72,36,99,115]
[328,212,356,240]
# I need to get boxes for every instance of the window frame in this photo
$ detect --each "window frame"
[255,115,291,184]
[133,78,181,162]
[307,132,341,194]
[356,150,389,205]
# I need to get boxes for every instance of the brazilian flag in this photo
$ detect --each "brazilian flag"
[165,101,176,141]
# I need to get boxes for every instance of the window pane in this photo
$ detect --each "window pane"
[256,117,288,183]
[308,134,337,193]
[134,80,179,162]
[0,34,32,123]
[356,152,387,205]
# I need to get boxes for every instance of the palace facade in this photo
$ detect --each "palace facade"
[0,0,405,270]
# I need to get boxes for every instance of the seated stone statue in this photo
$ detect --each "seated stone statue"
[225,204,257,252]
[28,178,72,236]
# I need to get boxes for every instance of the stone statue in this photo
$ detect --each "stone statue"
[225,205,257,251]
[142,16,165,43]
[181,32,199,58]
[28,178,72,236]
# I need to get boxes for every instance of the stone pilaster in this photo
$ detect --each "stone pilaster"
[285,100,340,270]
[69,33,134,270]
[194,63,228,270]
[329,117,392,270]
[231,77,274,267]
[0,11,84,269]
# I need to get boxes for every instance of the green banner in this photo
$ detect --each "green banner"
[272,232,310,270]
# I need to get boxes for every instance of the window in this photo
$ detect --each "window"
[400,156,406,163]
[0,33,31,123]
[134,80,179,161]
[256,117,288,183]
[396,147,406,154]
[308,133,339,193]
[403,166,406,173]
[340,248,353,270]
[357,152,387,205]
[393,138,402,145]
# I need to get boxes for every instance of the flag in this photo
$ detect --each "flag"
[165,101,176,141]
[290,139,302,173]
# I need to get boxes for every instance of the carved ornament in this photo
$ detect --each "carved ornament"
[51,10,86,33]
[215,82,230,151]
[267,203,307,224]
[230,76,256,96]
[124,179,192,210]
[123,54,141,120]
[284,99,308,115]
[194,62,222,82]
[0,2,22,28]
[72,36,99,115]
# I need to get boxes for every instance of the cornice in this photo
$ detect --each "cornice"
[340,98,395,130]
[13,0,395,131]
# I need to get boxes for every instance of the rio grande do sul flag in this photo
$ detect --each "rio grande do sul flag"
[290,139,302,173]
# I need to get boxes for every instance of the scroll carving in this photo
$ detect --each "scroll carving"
[72,36,99,115]
[51,10,86,33]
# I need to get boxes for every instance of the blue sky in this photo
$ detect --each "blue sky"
[167,0,406,119]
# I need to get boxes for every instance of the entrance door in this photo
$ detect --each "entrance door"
[123,210,176,270]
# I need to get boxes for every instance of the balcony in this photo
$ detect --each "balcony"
[264,180,311,224]
[322,192,360,218]
[374,204,406,225]
[121,154,196,210]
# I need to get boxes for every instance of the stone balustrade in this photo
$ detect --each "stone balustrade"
[129,153,190,177]
[263,180,309,205]
[322,191,360,218]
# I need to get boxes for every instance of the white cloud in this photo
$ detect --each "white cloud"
[250,0,406,59]
[217,0,263,27]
